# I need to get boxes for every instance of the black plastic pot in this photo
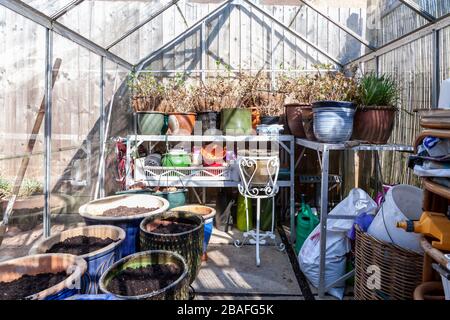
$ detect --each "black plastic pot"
[260,116,280,125]
[140,211,204,284]
[197,111,221,134]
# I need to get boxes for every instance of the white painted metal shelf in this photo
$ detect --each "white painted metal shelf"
[126,134,296,242]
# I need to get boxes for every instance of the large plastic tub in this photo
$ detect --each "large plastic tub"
[367,184,424,253]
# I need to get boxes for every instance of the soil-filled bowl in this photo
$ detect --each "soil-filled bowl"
[78,194,170,256]
[0,253,87,300]
[140,211,204,284]
[170,205,216,261]
[29,225,126,294]
[99,250,189,300]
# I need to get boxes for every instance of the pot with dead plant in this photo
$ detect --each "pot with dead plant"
[163,75,196,135]
[129,72,167,135]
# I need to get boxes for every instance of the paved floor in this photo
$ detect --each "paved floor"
[0,221,353,300]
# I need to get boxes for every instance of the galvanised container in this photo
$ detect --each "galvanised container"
[312,101,356,143]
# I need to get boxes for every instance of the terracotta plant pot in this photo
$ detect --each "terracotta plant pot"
[352,107,397,144]
[300,106,316,141]
[251,107,261,130]
[167,112,196,135]
[284,103,310,138]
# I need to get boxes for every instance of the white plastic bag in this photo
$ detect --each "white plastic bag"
[298,188,377,299]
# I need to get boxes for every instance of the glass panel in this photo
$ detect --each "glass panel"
[412,0,450,19]
[0,7,46,261]
[22,0,75,17]
[50,34,101,228]
[440,25,450,82]
[58,0,174,48]
[366,0,428,47]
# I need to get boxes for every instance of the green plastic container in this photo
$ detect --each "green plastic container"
[136,111,167,135]
[221,108,252,135]
[236,194,253,232]
[260,199,274,231]
[294,198,319,255]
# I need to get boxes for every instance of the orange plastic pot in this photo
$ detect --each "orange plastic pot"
[167,112,196,135]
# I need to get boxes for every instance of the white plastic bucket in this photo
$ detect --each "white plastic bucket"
[367,184,424,253]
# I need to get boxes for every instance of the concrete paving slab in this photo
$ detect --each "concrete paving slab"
[209,227,282,245]
[193,243,302,296]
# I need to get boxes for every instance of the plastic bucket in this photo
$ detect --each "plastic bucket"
[29,225,126,294]
[367,184,424,253]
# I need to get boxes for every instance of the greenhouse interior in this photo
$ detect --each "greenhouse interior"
[0,0,450,302]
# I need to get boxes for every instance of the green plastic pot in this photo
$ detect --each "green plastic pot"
[154,189,188,209]
[221,108,252,135]
[136,111,168,135]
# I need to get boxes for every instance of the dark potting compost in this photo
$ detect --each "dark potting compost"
[0,272,67,300]
[146,217,197,234]
[101,206,157,217]
[106,264,182,296]
[45,235,117,255]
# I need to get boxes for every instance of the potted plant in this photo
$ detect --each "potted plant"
[163,74,196,135]
[352,73,399,144]
[280,73,316,139]
[311,69,359,143]
[129,72,167,135]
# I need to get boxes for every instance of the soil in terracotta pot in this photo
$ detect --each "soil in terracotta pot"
[102,206,157,217]
[146,217,197,234]
[106,264,182,296]
[0,272,67,300]
[45,236,117,255]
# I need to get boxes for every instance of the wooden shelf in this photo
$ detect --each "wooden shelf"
[423,179,450,201]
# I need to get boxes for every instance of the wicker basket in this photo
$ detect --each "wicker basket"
[355,228,423,300]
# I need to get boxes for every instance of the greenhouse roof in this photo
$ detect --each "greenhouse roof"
[2,0,450,71]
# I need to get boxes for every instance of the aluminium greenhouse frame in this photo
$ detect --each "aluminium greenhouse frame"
[0,0,447,239]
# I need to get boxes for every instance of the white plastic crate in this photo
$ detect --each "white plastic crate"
[142,165,231,181]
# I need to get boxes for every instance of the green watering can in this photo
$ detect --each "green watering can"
[295,196,319,255]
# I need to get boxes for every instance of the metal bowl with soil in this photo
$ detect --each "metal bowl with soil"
[79,194,169,256]
[99,250,189,300]
[29,225,125,294]
[0,253,87,300]
[140,211,204,284]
